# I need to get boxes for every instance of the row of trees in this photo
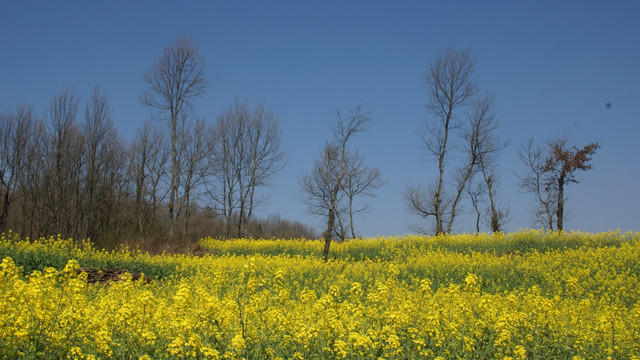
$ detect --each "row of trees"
[1,37,600,253]
[0,36,312,248]
[0,88,126,242]
[0,89,311,246]
[298,47,599,260]
[400,47,599,236]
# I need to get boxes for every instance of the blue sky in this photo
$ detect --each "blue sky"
[1,1,639,236]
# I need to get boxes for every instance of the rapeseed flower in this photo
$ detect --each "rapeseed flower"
[0,230,639,359]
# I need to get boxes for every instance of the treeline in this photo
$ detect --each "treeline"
[0,35,321,249]
[0,91,314,249]
[1,37,603,249]
[403,48,600,235]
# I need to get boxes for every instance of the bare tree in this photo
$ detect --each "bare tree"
[479,166,508,232]
[175,117,210,235]
[43,88,85,239]
[543,138,600,231]
[0,104,37,232]
[517,138,557,230]
[466,179,487,234]
[15,114,46,239]
[300,105,373,261]
[465,95,509,232]
[207,99,286,238]
[341,151,384,238]
[207,106,239,237]
[239,102,286,237]
[82,86,126,241]
[406,48,478,235]
[140,35,208,233]
[129,121,171,235]
[300,144,346,250]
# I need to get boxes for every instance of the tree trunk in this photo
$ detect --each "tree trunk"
[168,110,178,235]
[0,189,9,232]
[446,163,475,234]
[434,107,454,235]
[323,178,342,262]
[484,171,500,232]
[348,194,356,239]
[237,205,244,238]
[322,206,335,262]
[556,173,565,231]
[434,169,445,235]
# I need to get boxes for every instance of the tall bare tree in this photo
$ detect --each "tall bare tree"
[239,102,286,237]
[465,95,509,232]
[15,114,46,239]
[207,99,286,238]
[517,138,557,230]
[82,86,125,241]
[140,35,208,232]
[405,48,478,235]
[129,121,170,235]
[44,88,85,238]
[207,105,239,237]
[175,117,210,235]
[300,105,374,261]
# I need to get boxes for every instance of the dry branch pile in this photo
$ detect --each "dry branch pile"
[76,266,153,284]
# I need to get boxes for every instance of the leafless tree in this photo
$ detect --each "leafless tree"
[140,35,208,233]
[207,106,238,237]
[237,101,285,237]
[478,166,509,232]
[464,95,509,232]
[175,117,210,235]
[0,104,37,232]
[15,114,46,238]
[517,138,558,230]
[129,121,170,234]
[406,48,478,235]
[341,151,384,238]
[207,99,286,238]
[300,144,346,247]
[82,86,126,241]
[43,88,85,239]
[466,179,487,234]
[300,105,373,261]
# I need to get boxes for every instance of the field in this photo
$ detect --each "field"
[1,230,640,360]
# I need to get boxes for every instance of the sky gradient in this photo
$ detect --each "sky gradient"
[1,1,639,236]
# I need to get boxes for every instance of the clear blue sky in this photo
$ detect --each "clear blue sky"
[1,1,639,236]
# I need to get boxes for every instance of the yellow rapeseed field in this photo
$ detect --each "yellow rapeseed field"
[1,230,639,359]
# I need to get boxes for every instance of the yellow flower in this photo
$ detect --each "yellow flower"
[230,334,246,352]
[514,345,527,360]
